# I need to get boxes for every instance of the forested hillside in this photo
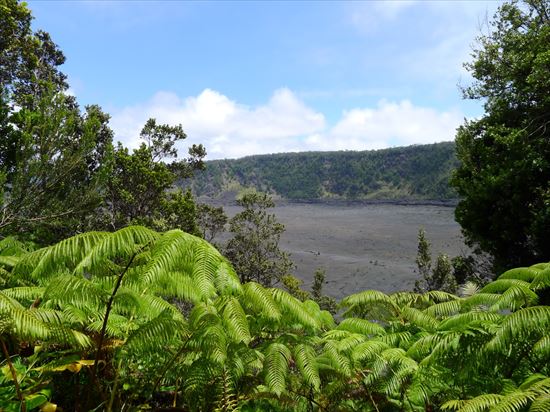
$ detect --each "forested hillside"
[186,142,459,201]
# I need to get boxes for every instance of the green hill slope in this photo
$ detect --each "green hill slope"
[185,142,459,201]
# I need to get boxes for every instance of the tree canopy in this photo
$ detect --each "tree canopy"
[0,1,206,245]
[452,0,550,272]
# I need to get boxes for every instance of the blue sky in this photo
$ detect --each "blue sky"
[28,0,501,159]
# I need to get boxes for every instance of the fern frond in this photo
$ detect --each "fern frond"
[407,332,448,360]
[190,242,222,300]
[44,275,108,309]
[145,229,203,281]
[152,271,202,304]
[0,290,49,340]
[401,306,439,331]
[336,333,368,353]
[74,226,157,276]
[438,311,502,332]
[498,267,541,282]
[491,391,534,412]
[440,399,467,410]
[2,286,45,302]
[140,293,184,321]
[29,231,108,281]
[340,289,392,309]
[425,298,463,317]
[264,342,291,395]
[487,306,550,352]
[214,260,242,296]
[532,335,550,357]
[529,397,550,412]
[294,344,321,392]
[490,285,539,311]
[0,236,30,256]
[242,282,281,322]
[87,313,131,338]
[481,279,533,294]
[531,268,550,291]
[270,288,320,330]
[463,293,502,309]
[112,287,145,316]
[322,341,351,376]
[455,393,503,412]
[221,297,251,344]
[459,281,480,297]
[336,317,386,336]
[0,255,20,268]
[379,330,413,348]
[125,309,188,354]
[423,290,459,303]
[145,229,221,299]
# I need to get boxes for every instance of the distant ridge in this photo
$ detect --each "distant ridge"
[184,142,459,201]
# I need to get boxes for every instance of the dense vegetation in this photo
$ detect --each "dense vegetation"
[0,229,549,411]
[1,0,550,410]
[0,0,206,246]
[451,0,550,271]
[185,142,459,201]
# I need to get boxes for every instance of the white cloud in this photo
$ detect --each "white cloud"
[109,89,463,160]
[327,100,462,150]
[110,88,325,158]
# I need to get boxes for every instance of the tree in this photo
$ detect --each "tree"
[101,118,205,234]
[414,229,458,293]
[451,0,550,272]
[224,191,293,286]
[196,203,227,242]
[0,1,114,245]
[0,88,113,244]
[0,0,68,106]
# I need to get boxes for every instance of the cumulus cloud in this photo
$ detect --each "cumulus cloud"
[110,88,325,158]
[109,89,463,160]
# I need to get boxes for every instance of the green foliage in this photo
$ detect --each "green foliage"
[225,191,293,286]
[197,203,228,242]
[101,119,205,234]
[1,227,549,411]
[451,0,550,272]
[187,142,459,201]
[414,229,461,294]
